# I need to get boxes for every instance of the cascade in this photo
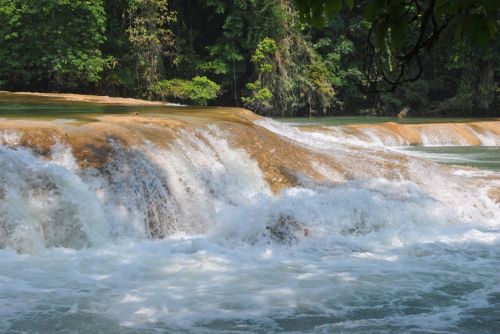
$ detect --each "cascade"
[0,93,499,333]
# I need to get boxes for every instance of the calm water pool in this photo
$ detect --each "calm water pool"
[277,116,499,126]
[398,146,500,171]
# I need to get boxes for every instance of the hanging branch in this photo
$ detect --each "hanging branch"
[361,0,451,93]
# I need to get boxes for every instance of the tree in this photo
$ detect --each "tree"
[0,0,107,90]
[294,0,499,91]
[0,0,497,117]
[242,2,335,117]
[154,75,220,105]
[127,0,175,98]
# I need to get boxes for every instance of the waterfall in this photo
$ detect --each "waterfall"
[1,116,498,251]
[288,121,500,147]
[0,95,499,333]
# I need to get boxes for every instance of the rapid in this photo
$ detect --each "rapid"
[0,93,499,333]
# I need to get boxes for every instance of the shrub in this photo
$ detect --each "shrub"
[242,80,273,111]
[154,76,220,105]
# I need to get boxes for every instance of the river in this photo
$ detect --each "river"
[1,93,499,333]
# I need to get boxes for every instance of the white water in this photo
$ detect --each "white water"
[265,118,500,172]
[1,121,500,333]
[293,123,500,147]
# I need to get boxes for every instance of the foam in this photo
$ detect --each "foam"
[0,120,499,333]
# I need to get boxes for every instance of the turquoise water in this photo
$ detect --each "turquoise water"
[0,96,153,120]
[276,116,500,172]
[1,94,497,126]
[0,93,212,124]
[399,146,500,171]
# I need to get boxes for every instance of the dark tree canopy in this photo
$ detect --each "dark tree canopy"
[294,0,499,90]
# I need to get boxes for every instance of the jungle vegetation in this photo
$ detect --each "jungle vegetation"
[0,0,498,117]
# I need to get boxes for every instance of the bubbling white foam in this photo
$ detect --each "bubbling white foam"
[260,119,500,148]
[0,122,499,333]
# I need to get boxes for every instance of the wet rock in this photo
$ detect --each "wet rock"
[266,215,309,244]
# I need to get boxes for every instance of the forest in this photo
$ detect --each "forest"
[0,0,498,117]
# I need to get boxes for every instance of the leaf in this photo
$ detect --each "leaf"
[476,19,493,47]
[465,14,491,47]
[390,20,406,50]
[325,0,343,17]
[344,0,354,9]
[447,0,463,14]
[375,22,388,49]
[365,1,379,22]
[311,1,325,28]
[485,18,498,38]
[479,0,497,13]
[434,0,449,23]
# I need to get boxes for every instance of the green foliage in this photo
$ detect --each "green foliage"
[294,0,353,28]
[187,76,221,105]
[308,62,335,99]
[0,0,107,90]
[170,0,286,105]
[242,80,273,111]
[242,3,337,117]
[310,15,366,113]
[379,94,404,114]
[127,0,175,98]
[0,0,497,117]
[294,0,499,92]
[196,60,228,75]
[155,76,220,105]
[251,38,278,73]
[294,0,498,48]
